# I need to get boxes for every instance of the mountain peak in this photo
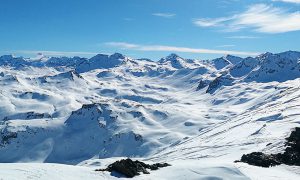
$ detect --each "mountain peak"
[258,52,273,58]
[223,54,243,65]
[90,54,109,60]
[223,54,237,59]
[158,53,186,69]
[166,53,182,60]
[159,53,183,63]
[109,53,126,59]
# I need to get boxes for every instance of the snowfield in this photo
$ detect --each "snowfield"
[0,51,299,179]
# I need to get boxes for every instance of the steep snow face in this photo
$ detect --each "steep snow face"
[224,55,244,65]
[229,57,259,78]
[197,51,300,94]
[0,51,300,179]
[158,53,203,70]
[244,52,300,82]
[209,55,244,70]
[75,53,126,73]
[159,53,186,69]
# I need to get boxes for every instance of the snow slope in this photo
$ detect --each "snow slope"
[0,51,299,179]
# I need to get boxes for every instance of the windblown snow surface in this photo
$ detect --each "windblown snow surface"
[0,52,300,179]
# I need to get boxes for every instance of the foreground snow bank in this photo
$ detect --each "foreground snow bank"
[0,160,249,180]
[2,160,299,180]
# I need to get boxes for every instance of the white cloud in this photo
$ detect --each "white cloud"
[105,42,259,56]
[152,13,176,18]
[8,50,98,57]
[105,42,139,49]
[226,36,260,39]
[216,44,236,48]
[193,4,300,33]
[193,17,233,27]
[272,0,300,4]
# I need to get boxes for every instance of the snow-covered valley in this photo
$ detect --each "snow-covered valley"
[0,51,299,179]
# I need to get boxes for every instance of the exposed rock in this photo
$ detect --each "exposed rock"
[196,80,209,91]
[206,75,233,94]
[1,132,17,145]
[210,57,232,70]
[96,158,171,178]
[3,111,51,121]
[240,152,281,167]
[159,53,185,69]
[280,127,300,166]
[239,127,300,167]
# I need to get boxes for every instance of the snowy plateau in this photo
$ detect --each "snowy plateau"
[0,51,300,179]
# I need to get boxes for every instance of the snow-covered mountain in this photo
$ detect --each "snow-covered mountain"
[198,51,300,93]
[0,51,299,179]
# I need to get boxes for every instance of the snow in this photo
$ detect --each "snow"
[1,160,298,180]
[0,161,249,180]
[0,51,299,179]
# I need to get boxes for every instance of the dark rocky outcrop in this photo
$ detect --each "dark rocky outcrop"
[206,75,234,94]
[1,132,17,145]
[3,111,51,121]
[240,152,281,167]
[280,127,300,166]
[196,80,210,91]
[96,158,171,178]
[238,127,300,167]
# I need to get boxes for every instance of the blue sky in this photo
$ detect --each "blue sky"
[0,0,299,60]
